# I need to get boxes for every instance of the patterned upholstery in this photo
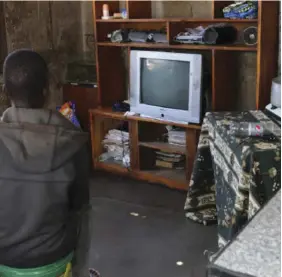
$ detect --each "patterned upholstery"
[185,111,281,247]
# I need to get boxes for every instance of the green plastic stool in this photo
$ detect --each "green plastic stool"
[0,252,73,277]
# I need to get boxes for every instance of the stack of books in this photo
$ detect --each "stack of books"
[155,151,185,170]
[167,127,186,147]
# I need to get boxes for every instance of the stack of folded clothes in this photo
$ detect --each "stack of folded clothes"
[99,129,130,167]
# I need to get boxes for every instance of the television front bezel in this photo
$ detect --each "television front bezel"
[130,50,202,124]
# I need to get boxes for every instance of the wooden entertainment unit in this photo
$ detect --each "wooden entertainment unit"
[89,1,279,190]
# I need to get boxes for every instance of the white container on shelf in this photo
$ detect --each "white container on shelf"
[270,77,281,108]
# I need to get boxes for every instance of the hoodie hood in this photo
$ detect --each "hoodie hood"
[0,107,88,173]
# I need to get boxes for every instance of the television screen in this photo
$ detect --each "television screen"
[140,58,190,111]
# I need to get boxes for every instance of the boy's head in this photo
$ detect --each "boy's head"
[3,49,48,109]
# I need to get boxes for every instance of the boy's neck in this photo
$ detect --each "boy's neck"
[11,102,43,109]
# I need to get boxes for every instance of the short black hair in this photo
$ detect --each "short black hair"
[3,49,48,108]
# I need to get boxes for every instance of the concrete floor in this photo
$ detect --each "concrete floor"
[90,172,190,212]
[88,172,218,277]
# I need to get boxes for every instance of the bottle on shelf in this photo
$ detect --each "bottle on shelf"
[102,4,111,20]
[230,122,281,137]
[121,8,127,19]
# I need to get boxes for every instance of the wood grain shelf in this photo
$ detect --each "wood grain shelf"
[96,18,258,23]
[95,161,129,174]
[96,18,167,23]
[98,157,127,168]
[97,42,257,52]
[90,107,202,129]
[95,160,188,190]
[143,169,186,183]
[90,107,126,120]
[139,141,186,155]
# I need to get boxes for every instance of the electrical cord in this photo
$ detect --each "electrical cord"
[85,34,95,50]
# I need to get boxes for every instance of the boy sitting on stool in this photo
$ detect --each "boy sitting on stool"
[0,49,90,276]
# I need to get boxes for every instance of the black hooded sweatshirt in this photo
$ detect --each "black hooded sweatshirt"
[0,107,89,268]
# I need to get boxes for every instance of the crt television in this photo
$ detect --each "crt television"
[130,50,203,124]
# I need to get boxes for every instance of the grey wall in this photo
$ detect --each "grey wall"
[3,1,94,108]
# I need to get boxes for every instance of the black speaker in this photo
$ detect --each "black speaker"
[242,26,257,46]
[203,24,237,45]
[107,29,129,43]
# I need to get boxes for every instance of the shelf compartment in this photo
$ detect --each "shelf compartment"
[169,20,257,46]
[90,113,130,169]
[139,142,186,155]
[139,144,186,170]
[138,121,186,155]
[97,42,257,52]
[96,21,167,42]
[212,1,233,19]
[93,1,120,21]
[96,47,127,106]
[126,1,151,19]
[139,145,187,188]
[212,1,259,20]
[96,17,257,52]
[138,121,168,143]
